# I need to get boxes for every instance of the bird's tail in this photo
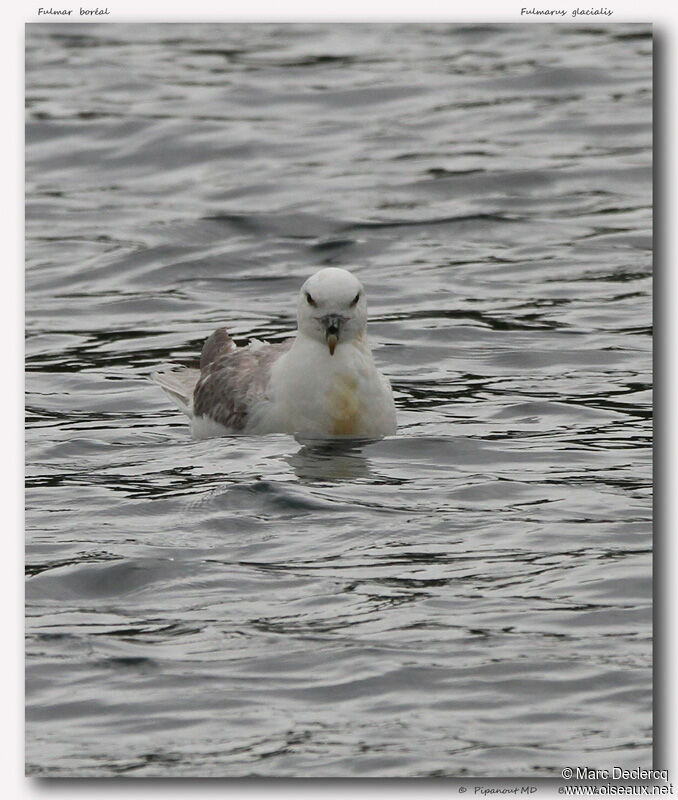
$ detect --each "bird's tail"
[151,367,201,417]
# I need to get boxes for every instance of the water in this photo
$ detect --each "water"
[25,23,652,777]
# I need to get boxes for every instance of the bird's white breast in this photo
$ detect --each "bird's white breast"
[259,336,396,438]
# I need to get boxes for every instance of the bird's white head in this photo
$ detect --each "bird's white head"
[297,267,367,356]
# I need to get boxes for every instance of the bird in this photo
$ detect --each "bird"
[152,267,397,441]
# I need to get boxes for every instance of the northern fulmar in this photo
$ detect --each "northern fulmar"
[152,267,397,440]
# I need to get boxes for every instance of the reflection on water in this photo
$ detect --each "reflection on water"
[25,23,652,777]
[287,443,375,483]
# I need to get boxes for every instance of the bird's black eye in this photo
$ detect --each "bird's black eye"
[350,291,361,307]
[305,291,316,307]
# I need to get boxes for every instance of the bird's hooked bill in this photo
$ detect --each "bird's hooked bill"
[323,315,344,356]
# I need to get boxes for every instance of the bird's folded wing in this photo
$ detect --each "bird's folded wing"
[193,340,292,431]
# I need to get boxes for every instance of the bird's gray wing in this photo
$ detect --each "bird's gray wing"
[193,338,293,431]
[200,327,236,370]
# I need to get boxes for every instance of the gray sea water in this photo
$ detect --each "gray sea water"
[25,23,653,777]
